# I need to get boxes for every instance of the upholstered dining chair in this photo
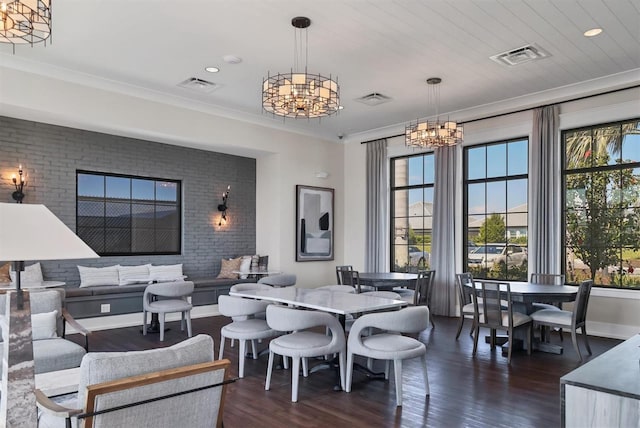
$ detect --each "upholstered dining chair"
[345,306,430,407]
[394,270,436,328]
[0,289,90,374]
[142,281,194,342]
[471,280,532,364]
[218,295,279,378]
[530,279,593,362]
[455,272,476,340]
[265,304,346,402]
[258,273,297,287]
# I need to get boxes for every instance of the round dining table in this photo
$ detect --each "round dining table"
[358,272,417,291]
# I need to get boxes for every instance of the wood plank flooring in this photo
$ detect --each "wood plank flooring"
[67,315,620,428]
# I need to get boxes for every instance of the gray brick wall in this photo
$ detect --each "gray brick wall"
[0,116,256,285]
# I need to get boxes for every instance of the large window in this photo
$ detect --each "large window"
[390,153,434,272]
[76,171,181,255]
[563,119,640,288]
[464,138,528,280]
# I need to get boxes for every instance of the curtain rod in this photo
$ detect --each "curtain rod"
[360,84,640,144]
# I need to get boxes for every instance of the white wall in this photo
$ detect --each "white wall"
[343,88,640,339]
[0,67,344,288]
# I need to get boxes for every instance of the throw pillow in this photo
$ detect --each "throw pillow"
[250,255,260,272]
[32,310,58,340]
[118,264,151,285]
[78,265,120,288]
[238,255,253,279]
[10,262,44,285]
[217,258,241,279]
[148,264,186,283]
[0,263,11,283]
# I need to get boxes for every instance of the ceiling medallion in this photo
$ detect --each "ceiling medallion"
[262,16,340,120]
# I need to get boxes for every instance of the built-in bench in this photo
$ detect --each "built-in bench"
[64,277,256,319]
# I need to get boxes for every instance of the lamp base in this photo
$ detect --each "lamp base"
[0,290,37,427]
[11,191,24,204]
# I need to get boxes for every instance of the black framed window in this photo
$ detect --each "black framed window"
[76,171,181,255]
[390,153,434,273]
[563,118,640,288]
[464,138,529,280]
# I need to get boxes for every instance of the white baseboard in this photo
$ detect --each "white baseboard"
[586,320,639,340]
[66,304,221,334]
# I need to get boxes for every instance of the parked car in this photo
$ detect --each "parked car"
[409,246,430,266]
[468,243,527,268]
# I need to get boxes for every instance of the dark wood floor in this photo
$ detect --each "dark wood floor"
[68,315,620,428]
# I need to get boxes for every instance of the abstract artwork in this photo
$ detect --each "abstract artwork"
[296,185,334,261]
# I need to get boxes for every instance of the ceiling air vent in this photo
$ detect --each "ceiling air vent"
[355,92,392,107]
[490,44,551,66]
[177,77,220,94]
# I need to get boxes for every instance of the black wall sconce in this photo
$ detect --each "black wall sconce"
[218,185,230,226]
[12,165,26,204]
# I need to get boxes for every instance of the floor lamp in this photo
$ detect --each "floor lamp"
[0,203,98,427]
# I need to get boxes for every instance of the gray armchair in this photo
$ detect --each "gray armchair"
[0,289,90,374]
[36,335,232,428]
[143,281,194,341]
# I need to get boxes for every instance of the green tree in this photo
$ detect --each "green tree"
[477,213,506,243]
[565,121,640,284]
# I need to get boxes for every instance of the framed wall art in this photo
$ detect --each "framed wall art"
[296,185,334,261]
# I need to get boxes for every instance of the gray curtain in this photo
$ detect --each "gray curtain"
[530,105,560,275]
[365,139,388,271]
[430,145,457,316]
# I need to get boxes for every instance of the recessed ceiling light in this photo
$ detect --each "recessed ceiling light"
[223,55,242,64]
[584,28,603,37]
[205,66,219,73]
[338,105,344,110]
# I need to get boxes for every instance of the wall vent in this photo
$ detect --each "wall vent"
[355,92,392,106]
[177,77,220,94]
[490,44,551,66]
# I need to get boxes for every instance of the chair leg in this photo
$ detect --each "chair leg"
[345,352,354,393]
[231,338,235,348]
[469,319,475,337]
[507,327,513,364]
[142,311,147,336]
[429,312,435,329]
[238,339,246,378]
[527,325,532,356]
[181,312,185,331]
[571,328,583,362]
[265,351,274,391]
[251,340,258,360]
[582,326,592,355]
[455,315,464,340]
[472,325,479,356]
[558,328,564,341]
[185,311,192,338]
[393,359,403,407]
[159,313,165,342]
[291,357,300,402]
[218,335,226,360]
[338,351,346,391]
[420,354,430,396]
[283,356,289,370]
[384,360,390,380]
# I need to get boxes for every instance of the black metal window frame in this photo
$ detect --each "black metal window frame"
[389,152,435,273]
[561,118,640,289]
[76,170,182,256]
[463,137,529,280]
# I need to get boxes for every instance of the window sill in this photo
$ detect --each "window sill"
[591,287,640,300]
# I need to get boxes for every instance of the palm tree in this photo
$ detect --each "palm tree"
[565,121,640,168]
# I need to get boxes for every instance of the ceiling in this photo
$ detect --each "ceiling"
[1,0,639,143]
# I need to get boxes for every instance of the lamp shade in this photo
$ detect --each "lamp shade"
[0,203,98,261]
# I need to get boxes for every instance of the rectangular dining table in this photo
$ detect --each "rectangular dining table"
[357,272,417,291]
[229,285,407,320]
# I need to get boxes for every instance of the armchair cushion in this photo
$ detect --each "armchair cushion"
[32,339,86,374]
[32,310,58,340]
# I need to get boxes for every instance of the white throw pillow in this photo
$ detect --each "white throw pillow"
[32,310,58,340]
[239,256,253,279]
[9,262,44,285]
[118,264,151,285]
[149,264,186,283]
[78,265,120,288]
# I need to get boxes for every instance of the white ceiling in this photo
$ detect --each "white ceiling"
[1,0,639,143]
